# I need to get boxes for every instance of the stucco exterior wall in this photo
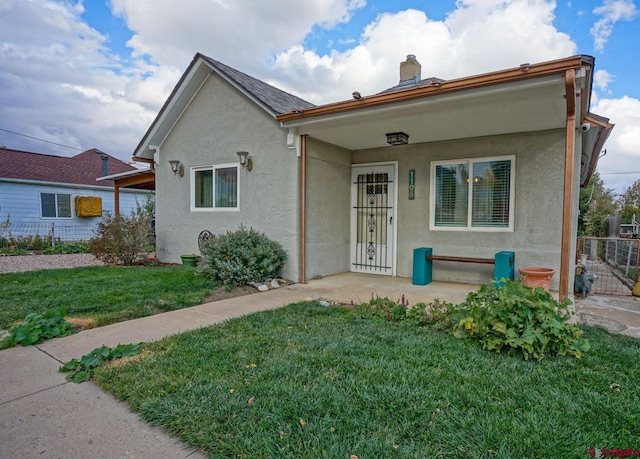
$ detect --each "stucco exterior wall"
[305,138,351,279]
[352,129,568,289]
[155,73,300,281]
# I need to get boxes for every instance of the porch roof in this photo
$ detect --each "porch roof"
[278,55,612,186]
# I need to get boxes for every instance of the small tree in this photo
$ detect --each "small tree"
[618,179,640,224]
[90,199,153,265]
[579,173,618,236]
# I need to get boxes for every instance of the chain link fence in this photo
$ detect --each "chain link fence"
[0,223,95,251]
[577,237,639,296]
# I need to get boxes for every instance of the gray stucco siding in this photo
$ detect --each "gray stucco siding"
[351,129,568,289]
[304,139,351,279]
[155,72,300,281]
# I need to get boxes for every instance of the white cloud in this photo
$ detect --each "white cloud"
[594,69,614,92]
[591,0,638,51]
[592,96,640,193]
[109,0,366,71]
[270,1,576,104]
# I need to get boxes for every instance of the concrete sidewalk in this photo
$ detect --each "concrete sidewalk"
[1,273,638,458]
[0,286,310,459]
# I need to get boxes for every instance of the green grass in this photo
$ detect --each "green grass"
[95,303,640,458]
[0,266,218,328]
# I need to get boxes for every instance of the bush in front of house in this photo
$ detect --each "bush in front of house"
[90,206,153,266]
[440,280,590,361]
[199,226,287,286]
[354,280,590,361]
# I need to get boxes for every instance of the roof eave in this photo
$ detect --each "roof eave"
[581,113,615,187]
[277,55,594,124]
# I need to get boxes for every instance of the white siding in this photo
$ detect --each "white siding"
[0,180,153,240]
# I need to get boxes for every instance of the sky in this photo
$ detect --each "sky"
[0,0,639,195]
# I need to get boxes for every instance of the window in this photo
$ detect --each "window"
[191,164,239,211]
[430,156,515,231]
[40,193,72,218]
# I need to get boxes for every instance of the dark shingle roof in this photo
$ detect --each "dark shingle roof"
[200,54,315,115]
[0,147,136,187]
[378,76,447,95]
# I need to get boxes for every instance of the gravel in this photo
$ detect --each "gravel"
[0,254,106,274]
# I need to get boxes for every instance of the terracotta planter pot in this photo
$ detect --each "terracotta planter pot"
[519,266,555,291]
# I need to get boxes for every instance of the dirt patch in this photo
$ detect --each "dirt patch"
[66,317,97,330]
[201,285,258,303]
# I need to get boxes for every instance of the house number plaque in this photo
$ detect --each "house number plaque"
[409,169,415,200]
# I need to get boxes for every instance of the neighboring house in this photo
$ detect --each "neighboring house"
[132,53,612,298]
[0,147,154,241]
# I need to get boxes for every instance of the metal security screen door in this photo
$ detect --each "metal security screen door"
[351,164,396,275]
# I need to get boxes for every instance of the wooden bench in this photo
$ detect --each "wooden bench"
[412,248,515,286]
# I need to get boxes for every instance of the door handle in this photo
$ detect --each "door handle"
[390,216,393,225]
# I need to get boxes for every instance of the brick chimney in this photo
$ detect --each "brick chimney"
[399,54,421,84]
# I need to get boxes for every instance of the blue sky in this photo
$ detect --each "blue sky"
[1,0,639,193]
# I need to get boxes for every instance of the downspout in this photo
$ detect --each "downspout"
[300,135,307,284]
[560,69,576,300]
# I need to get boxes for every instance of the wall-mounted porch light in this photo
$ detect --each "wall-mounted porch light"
[386,132,409,146]
[169,160,184,177]
[236,151,253,171]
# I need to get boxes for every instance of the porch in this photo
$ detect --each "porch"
[292,272,640,338]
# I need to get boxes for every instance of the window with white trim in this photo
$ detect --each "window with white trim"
[40,193,72,218]
[430,155,515,231]
[191,164,239,211]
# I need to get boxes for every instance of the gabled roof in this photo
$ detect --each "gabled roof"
[134,53,315,160]
[0,147,135,187]
[199,55,315,115]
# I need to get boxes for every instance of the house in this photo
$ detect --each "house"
[132,53,613,298]
[0,147,154,242]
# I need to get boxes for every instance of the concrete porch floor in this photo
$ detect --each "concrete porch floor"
[293,272,479,306]
[296,273,640,338]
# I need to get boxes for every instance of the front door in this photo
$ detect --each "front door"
[350,163,396,276]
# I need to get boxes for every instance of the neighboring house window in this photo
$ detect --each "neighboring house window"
[40,193,72,218]
[430,155,515,231]
[191,164,239,211]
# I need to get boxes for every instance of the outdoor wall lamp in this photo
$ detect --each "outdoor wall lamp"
[169,159,184,177]
[236,151,253,171]
[386,132,409,146]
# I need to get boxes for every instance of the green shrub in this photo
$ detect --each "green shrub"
[0,308,76,349]
[43,242,90,254]
[354,281,589,361]
[448,280,589,361]
[199,226,287,286]
[90,208,152,265]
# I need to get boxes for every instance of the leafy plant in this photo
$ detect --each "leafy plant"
[448,280,590,360]
[199,226,287,286]
[43,242,90,254]
[0,308,76,349]
[60,343,141,383]
[90,206,153,265]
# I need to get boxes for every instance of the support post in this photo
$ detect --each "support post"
[300,135,307,284]
[560,68,576,300]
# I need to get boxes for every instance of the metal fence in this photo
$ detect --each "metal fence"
[0,222,95,251]
[576,237,639,296]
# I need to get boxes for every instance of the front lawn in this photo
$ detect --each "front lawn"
[0,266,218,329]
[95,302,640,458]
